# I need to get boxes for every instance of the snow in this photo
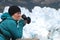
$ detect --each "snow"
[0,6,60,40]
[0,13,2,22]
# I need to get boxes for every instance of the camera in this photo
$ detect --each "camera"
[22,14,31,24]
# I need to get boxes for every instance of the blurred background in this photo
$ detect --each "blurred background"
[0,0,60,12]
[0,0,60,40]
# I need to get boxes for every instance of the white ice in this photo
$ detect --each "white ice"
[0,6,60,40]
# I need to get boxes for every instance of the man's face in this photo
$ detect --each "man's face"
[12,12,21,20]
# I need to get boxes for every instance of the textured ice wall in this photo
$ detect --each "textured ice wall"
[0,6,60,40]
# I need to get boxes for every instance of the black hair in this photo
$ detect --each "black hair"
[8,6,21,16]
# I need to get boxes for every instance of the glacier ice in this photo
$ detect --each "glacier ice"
[0,6,60,40]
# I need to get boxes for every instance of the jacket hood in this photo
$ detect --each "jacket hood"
[1,13,10,20]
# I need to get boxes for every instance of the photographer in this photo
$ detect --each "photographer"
[0,6,31,40]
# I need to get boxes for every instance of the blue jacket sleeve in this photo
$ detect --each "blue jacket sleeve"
[0,27,12,37]
[11,19,25,40]
[7,20,23,39]
[0,23,12,38]
[7,20,25,38]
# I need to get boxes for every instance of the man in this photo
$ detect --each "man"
[0,6,31,40]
